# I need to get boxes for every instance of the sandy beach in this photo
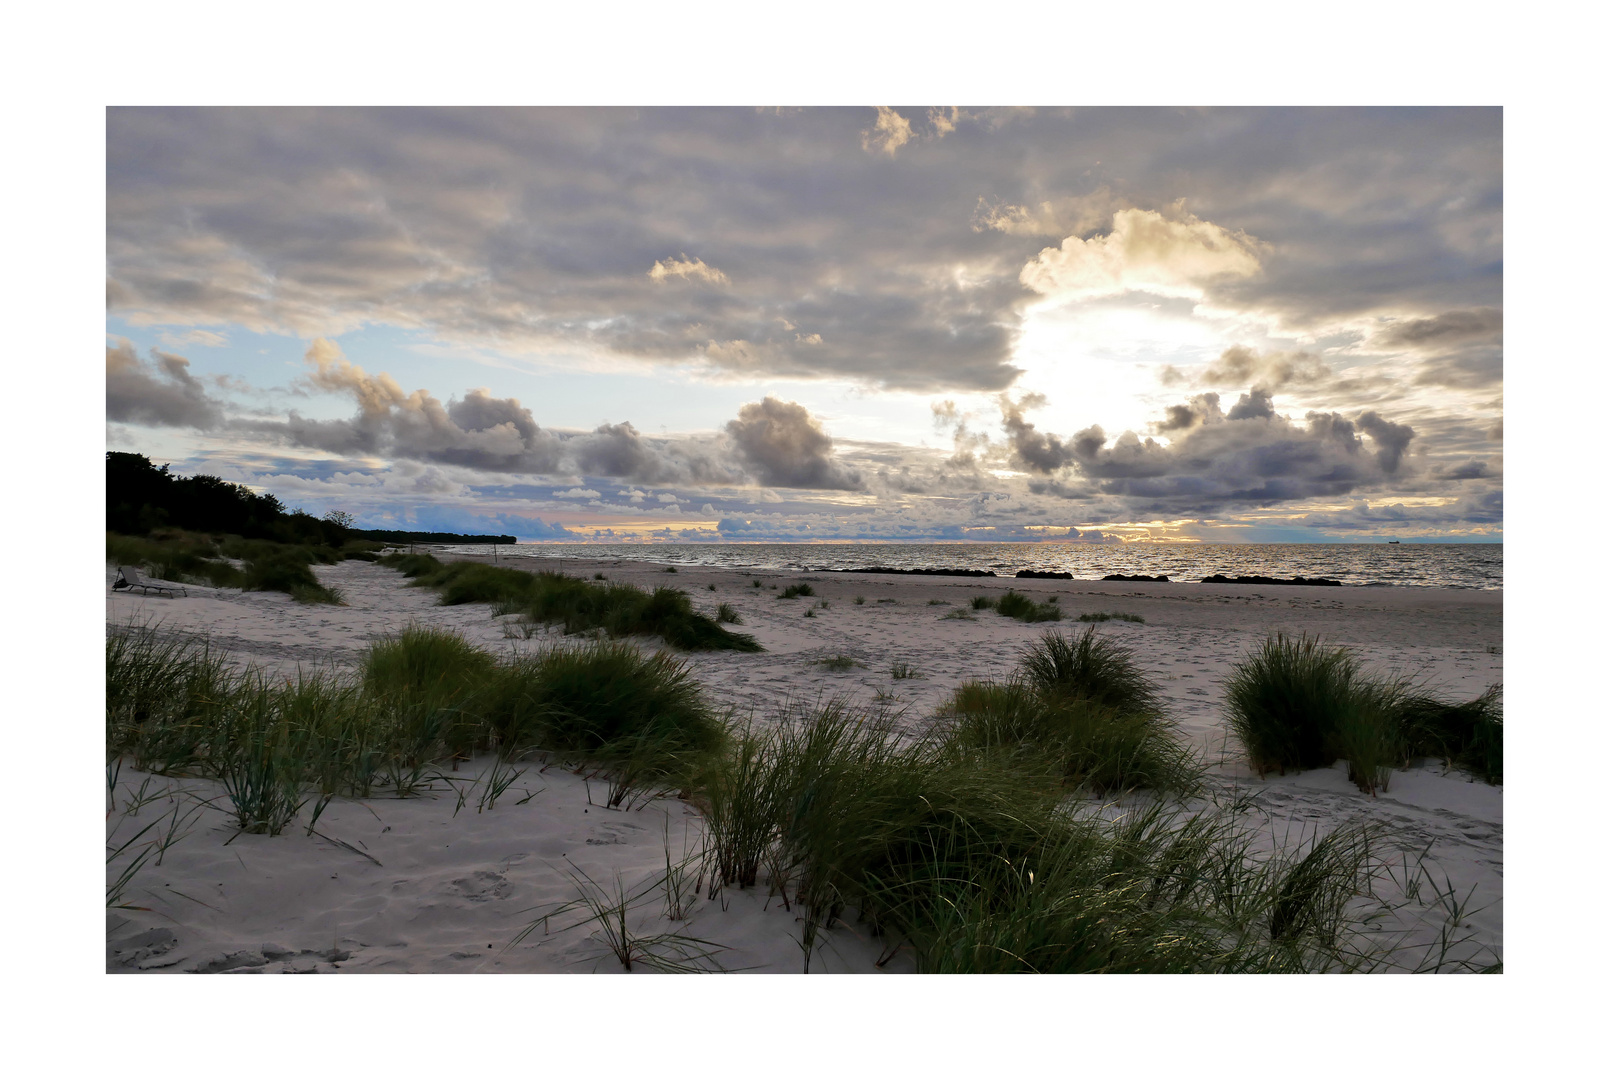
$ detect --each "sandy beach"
[106,552,1503,973]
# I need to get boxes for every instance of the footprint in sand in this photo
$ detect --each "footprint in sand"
[448,870,514,902]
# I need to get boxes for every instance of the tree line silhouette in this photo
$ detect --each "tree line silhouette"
[106,453,513,545]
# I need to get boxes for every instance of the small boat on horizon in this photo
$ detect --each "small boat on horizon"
[1387,539,1401,544]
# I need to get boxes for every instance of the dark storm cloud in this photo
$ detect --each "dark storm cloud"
[1227,389,1277,421]
[725,397,862,490]
[1018,390,1425,515]
[107,107,1501,395]
[1153,393,1223,433]
[1355,411,1415,473]
[998,394,1077,473]
[106,342,226,429]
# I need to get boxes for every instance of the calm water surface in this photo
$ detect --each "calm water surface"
[441,542,1501,591]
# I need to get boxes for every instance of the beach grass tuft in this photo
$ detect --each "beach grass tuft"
[1020,628,1162,716]
[1077,611,1145,624]
[694,700,1402,972]
[995,590,1063,623]
[1223,634,1503,790]
[1223,634,1364,777]
[778,583,815,599]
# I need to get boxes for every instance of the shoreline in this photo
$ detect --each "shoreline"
[435,541,1503,591]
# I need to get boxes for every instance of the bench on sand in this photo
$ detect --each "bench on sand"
[113,565,188,598]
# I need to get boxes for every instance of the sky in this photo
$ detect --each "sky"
[106,106,1503,543]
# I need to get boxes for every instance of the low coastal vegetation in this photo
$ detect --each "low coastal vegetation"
[1224,634,1503,791]
[971,590,1063,623]
[379,553,761,653]
[109,623,1495,972]
[106,530,378,605]
[940,628,1194,796]
[1077,611,1145,624]
[693,701,1473,972]
[108,624,725,828]
[815,654,864,672]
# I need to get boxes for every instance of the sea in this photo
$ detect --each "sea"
[438,542,1502,591]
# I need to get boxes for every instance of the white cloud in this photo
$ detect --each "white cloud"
[647,255,729,286]
[928,107,960,138]
[1020,208,1263,301]
[861,107,914,157]
[552,487,601,499]
[972,189,1125,238]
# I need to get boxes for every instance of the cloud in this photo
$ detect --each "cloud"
[1200,345,1331,391]
[551,487,600,499]
[1227,389,1276,421]
[251,339,565,472]
[971,188,1125,238]
[932,398,993,467]
[1154,393,1223,433]
[106,341,225,429]
[1026,392,1426,514]
[726,396,862,490]
[927,107,961,138]
[1414,352,1503,389]
[1375,308,1501,349]
[1020,208,1262,301]
[861,107,914,156]
[648,255,729,286]
[106,109,1500,398]
[158,328,229,348]
[566,421,743,485]
[1355,410,1415,473]
[1366,308,1504,390]
[998,393,1076,474]
[1435,459,1490,481]
[1293,490,1502,534]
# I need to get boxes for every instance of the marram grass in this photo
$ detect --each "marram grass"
[1224,634,1503,790]
[694,701,1459,973]
[381,555,761,652]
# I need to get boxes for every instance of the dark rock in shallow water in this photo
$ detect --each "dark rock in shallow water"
[817,566,997,577]
[1198,574,1345,587]
[1016,570,1073,579]
[1102,573,1170,582]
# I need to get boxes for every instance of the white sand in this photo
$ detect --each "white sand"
[106,554,1503,973]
